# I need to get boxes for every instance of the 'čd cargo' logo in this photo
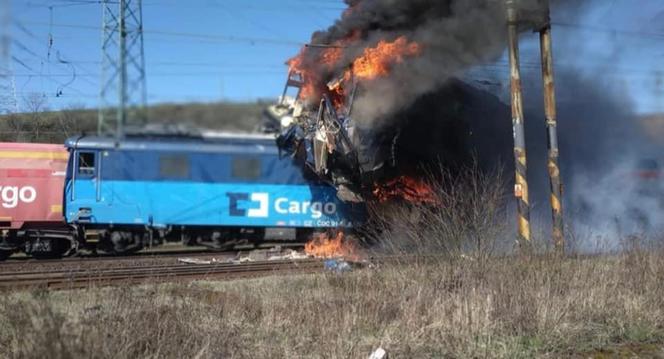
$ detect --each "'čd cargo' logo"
[227,192,337,219]
[227,193,269,218]
[0,185,37,208]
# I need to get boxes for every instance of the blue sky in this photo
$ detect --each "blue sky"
[7,0,664,114]
[10,0,344,110]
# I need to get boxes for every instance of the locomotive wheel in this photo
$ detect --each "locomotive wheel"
[0,250,12,261]
[98,231,143,255]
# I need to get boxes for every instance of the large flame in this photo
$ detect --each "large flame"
[373,176,440,204]
[321,47,344,69]
[287,32,421,106]
[349,36,422,81]
[287,30,359,104]
[304,231,362,261]
[287,49,318,101]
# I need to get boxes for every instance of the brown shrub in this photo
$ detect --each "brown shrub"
[365,163,511,262]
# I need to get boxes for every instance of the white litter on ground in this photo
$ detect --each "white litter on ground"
[178,257,219,265]
[369,347,388,359]
[267,249,310,261]
[178,249,311,265]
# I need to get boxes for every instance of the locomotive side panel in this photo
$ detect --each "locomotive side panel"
[64,144,360,229]
[68,182,356,228]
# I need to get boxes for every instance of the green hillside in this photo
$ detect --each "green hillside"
[0,100,271,144]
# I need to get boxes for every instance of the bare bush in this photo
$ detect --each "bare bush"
[365,164,510,262]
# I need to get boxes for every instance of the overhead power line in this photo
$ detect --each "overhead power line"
[23,19,664,47]
[20,21,305,46]
[27,0,345,11]
[0,1,18,114]
[552,21,664,40]
[12,70,286,77]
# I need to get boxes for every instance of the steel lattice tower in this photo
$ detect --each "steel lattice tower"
[98,0,147,137]
[0,1,17,115]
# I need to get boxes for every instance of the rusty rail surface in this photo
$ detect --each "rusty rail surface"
[0,259,325,290]
[3,242,306,263]
[0,251,240,271]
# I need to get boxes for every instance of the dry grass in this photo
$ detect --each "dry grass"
[1,167,663,358]
[364,164,511,261]
[0,253,663,358]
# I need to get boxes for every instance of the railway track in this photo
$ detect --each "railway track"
[0,244,308,274]
[2,242,306,263]
[0,258,327,290]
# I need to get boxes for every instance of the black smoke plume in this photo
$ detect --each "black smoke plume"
[289,0,662,247]
[296,0,548,127]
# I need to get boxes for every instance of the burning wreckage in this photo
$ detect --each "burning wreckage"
[264,0,550,204]
[267,50,498,204]
[268,50,437,203]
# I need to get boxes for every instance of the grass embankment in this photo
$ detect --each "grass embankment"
[0,253,663,358]
[1,168,662,358]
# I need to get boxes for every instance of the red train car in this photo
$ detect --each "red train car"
[0,143,74,260]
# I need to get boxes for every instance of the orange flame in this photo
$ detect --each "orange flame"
[349,36,421,81]
[304,231,362,261]
[373,176,440,204]
[321,47,344,69]
[287,30,361,104]
[287,49,318,101]
[286,31,421,107]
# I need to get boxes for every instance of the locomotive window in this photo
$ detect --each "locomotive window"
[159,155,190,179]
[77,152,95,176]
[232,158,261,180]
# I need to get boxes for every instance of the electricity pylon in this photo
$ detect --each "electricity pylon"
[98,0,147,137]
[0,1,17,115]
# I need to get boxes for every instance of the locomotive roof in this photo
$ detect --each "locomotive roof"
[65,133,279,154]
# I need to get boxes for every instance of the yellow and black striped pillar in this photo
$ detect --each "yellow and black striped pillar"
[506,1,531,248]
[539,23,565,253]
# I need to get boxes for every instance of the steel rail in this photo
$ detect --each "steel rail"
[0,258,321,276]
[2,242,306,263]
[0,252,236,271]
[0,259,326,290]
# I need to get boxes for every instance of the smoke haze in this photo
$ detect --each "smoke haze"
[493,0,663,248]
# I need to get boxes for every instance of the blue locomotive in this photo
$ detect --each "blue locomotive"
[63,132,363,253]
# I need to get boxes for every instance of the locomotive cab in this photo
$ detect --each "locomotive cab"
[65,147,101,223]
